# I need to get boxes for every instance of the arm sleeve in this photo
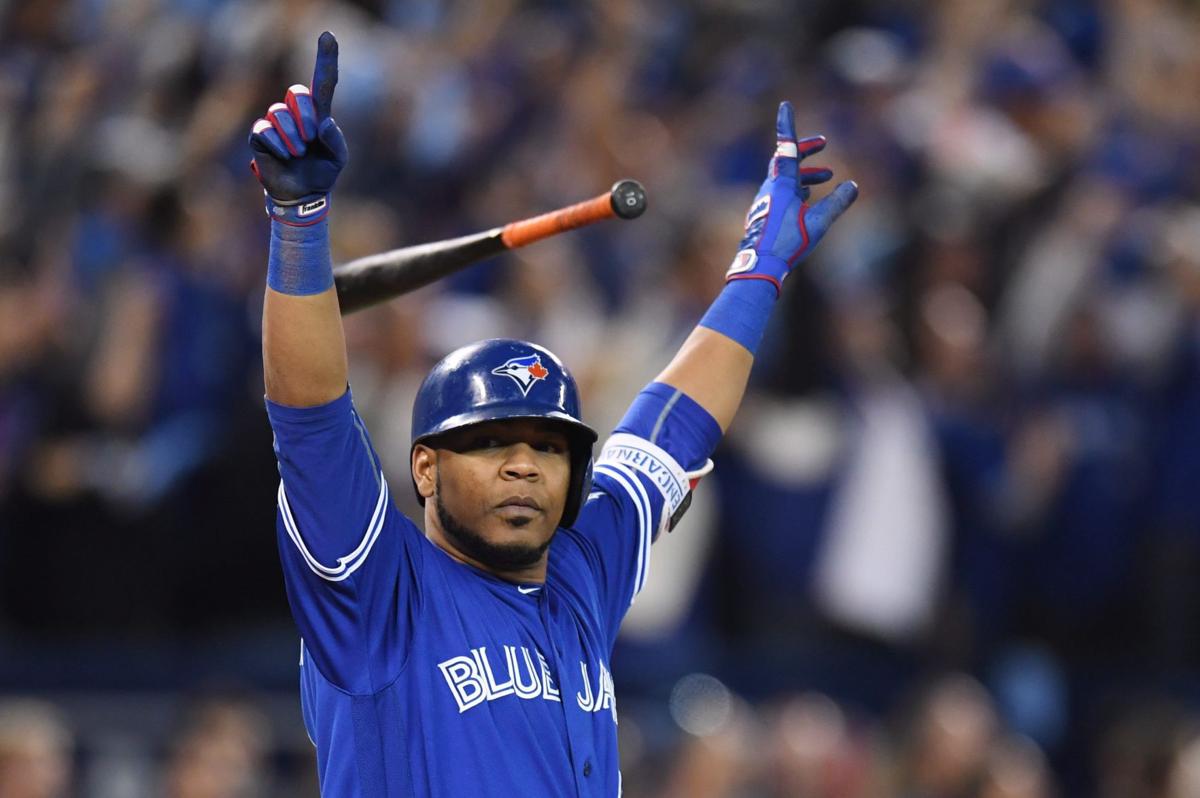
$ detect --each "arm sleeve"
[267,388,422,694]
[572,382,721,638]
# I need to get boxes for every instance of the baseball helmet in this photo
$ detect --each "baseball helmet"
[410,339,598,527]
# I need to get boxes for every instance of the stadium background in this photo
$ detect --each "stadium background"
[3,0,1200,795]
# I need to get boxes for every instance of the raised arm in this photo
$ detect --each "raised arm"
[656,102,857,431]
[250,32,350,407]
[248,34,425,694]
[582,101,856,579]
[575,106,855,630]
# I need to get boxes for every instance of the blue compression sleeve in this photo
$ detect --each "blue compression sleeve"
[613,382,722,473]
[697,278,777,354]
[267,217,334,296]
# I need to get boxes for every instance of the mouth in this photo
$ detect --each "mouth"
[497,496,542,512]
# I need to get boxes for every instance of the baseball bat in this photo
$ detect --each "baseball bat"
[334,179,647,315]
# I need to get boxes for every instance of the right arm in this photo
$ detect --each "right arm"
[250,33,420,695]
[251,32,349,407]
[263,289,346,407]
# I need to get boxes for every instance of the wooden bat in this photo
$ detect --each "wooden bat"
[334,180,646,315]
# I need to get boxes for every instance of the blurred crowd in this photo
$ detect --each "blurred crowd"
[3,674,1200,798]
[0,694,316,797]
[3,0,1200,795]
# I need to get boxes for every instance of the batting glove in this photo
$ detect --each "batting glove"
[726,101,858,295]
[249,31,348,225]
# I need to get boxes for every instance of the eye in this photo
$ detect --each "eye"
[535,440,565,454]
[471,436,504,450]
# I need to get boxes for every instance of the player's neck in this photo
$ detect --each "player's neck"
[430,537,549,583]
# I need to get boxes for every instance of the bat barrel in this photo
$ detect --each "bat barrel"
[500,194,615,249]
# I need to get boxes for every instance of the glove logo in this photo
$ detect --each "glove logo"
[745,195,771,230]
[726,249,758,276]
[491,355,550,396]
[299,197,327,217]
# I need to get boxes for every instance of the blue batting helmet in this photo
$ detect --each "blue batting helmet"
[411,339,597,527]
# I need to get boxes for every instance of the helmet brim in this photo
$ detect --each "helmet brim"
[412,405,597,449]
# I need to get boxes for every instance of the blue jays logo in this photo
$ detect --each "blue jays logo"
[491,354,550,396]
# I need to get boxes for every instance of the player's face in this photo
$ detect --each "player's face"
[416,419,571,577]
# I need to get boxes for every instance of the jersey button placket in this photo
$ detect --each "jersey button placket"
[539,590,591,795]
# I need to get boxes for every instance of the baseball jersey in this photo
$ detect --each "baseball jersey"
[267,388,694,797]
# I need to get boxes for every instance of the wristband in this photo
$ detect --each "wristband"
[697,278,777,355]
[266,205,333,296]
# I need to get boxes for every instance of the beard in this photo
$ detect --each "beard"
[435,472,555,571]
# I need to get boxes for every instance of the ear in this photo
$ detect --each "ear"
[412,445,438,500]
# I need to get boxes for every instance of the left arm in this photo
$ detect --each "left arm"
[656,101,858,432]
[654,327,749,433]
[570,103,858,628]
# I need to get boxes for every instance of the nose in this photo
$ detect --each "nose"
[500,443,540,481]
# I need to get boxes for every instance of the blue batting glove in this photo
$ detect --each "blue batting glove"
[249,31,348,225]
[726,101,858,295]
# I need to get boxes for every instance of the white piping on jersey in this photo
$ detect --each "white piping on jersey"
[594,462,652,601]
[277,471,389,582]
[649,388,682,445]
[616,462,654,596]
[613,462,654,597]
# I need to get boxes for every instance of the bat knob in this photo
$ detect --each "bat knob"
[610,179,647,220]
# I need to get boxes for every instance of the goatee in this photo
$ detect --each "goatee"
[435,473,554,571]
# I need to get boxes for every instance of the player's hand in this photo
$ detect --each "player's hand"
[726,101,858,295]
[249,31,348,210]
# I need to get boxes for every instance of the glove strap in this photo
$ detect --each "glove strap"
[263,191,330,226]
[724,250,789,298]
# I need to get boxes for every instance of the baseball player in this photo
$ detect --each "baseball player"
[250,32,857,797]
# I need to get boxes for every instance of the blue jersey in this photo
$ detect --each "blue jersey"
[267,389,699,797]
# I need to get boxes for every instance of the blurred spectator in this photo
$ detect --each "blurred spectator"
[974,736,1055,798]
[1167,726,1200,798]
[1095,700,1187,798]
[896,674,999,798]
[163,697,272,798]
[763,692,881,798]
[0,699,74,798]
[1144,205,1200,668]
[811,287,948,647]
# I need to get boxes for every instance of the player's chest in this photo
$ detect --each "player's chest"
[415,581,616,725]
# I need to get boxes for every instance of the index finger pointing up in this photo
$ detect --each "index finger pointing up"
[770,101,799,181]
[311,31,339,120]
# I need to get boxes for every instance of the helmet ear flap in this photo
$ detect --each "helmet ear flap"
[579,458,593,505]
[560,449,593,528]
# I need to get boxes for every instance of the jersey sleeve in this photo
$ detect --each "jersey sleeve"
[571,383,720,640]
[267,388,422,695]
